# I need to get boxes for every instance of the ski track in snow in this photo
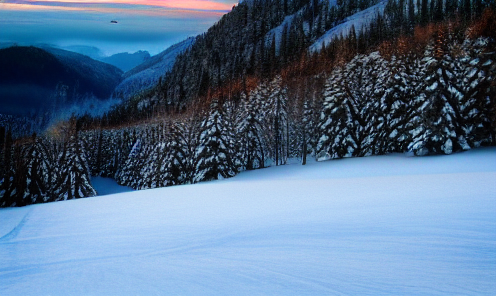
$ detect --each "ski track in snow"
[0,209,32,242]
[0,148,495,295]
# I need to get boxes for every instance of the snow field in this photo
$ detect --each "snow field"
[1,148,495,295]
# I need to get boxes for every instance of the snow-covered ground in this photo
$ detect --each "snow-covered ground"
[310,1,388,52]
[1,148,495,295]
[91,177,135,196]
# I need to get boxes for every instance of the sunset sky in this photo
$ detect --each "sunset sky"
[0,0,237,56]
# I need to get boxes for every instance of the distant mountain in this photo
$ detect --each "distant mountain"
[101,50,151,72]
[113,38,194,100]
[59,45,104,60]
[0,42,17,50]
[0,46,123,117]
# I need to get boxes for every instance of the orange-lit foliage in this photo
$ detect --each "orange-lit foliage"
[44,118,75,143]
[468,8,496,40]
[414,23,436,48]
[378,40,395,60]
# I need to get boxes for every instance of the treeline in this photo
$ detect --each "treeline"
[1,22,494,206]
[1,1,496,207]
[0,119,95,207]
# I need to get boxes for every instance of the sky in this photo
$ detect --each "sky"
[0,0,238,56]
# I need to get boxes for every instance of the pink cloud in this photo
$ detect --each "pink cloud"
[19,0,235,11]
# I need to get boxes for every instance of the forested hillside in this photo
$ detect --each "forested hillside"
[1,0,495,207]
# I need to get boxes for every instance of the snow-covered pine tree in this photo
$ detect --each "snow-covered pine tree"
[299,76,324,164]
[98,129,119,178]
[412,27,462,155]
[237,91,266,170]
[0,129,28,207]
[82,129,100,177]
[53,118,96,201]
[382,50,426,153]
[0,129,13,207]
[223,99,243,172]
[117,136,144,189]
[193,99,237,183]
[265,76,289,165]
[455,37,495,147]
[22,135,52,205]
[162,120,197,186]
[137,125,163,190]
[316,67,356,161]
[343,52,387,157]
[147,122,173,188]
[9,144,28,206]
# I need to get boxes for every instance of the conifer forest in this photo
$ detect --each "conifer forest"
[1,0,495,207]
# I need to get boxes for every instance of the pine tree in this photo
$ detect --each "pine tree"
[238,91,266,170]
[0,130,16,207]
[193,100,237,183]
[53,119,96,200]
[456,37,495,147]
[411,31,460,155]
[262,76,289,165]
[117,135,144,189]
[137,127,161,190]
[163,120,197,186]
[300,77,322,164]
[382,50,426,153]
[23,135,51,205]
[316,67,355,160]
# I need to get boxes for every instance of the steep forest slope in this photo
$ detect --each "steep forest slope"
[112,0,385,114]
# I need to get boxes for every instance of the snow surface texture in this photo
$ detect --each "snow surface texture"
[310,1,387,52]
[1,148,496,295]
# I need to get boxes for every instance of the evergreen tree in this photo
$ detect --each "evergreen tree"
[238,91,266,170]
[22,135,52,204]
[343,52,387,156]
[382,51,426,153]
[193,100,237,183]
[117,136,144,188]
[317,67,355,160]
[163,120,198,185]
[0,130,16,207]
[411,31,460,155]
[53,118,96,200]
[456,37,495,147]
[263,76,289,165]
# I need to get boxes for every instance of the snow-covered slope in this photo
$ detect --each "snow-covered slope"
[265,0,338,53]
[114,38,195,100]
[1,148,495,295]
[310,1,388,52]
